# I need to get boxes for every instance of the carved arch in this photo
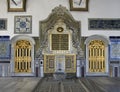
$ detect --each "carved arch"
[39,5,81,49]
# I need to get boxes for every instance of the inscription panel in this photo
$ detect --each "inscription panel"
[51,34,69,50]
[89,19,120,30]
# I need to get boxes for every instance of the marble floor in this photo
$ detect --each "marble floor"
[34,77,120,92]
[0,77,40,92]
[0,77,120,92]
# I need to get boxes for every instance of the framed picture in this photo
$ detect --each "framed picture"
[14,16,32,34]
[69,0,89,11]
[0,19,7,30]
[7,0,26,12]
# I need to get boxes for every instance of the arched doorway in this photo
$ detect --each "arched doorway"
[85,35,110,76]
[88,40,105,73]
[11,35,35,76]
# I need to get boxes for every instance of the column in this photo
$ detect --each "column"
[76,60,80,77]
[40,59,44,77]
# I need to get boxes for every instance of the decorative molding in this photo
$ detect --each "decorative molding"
[85,35,110,46]
[14,16,32,34]
[88,18,120,30]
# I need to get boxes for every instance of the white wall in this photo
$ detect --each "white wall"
[0,0,120,38]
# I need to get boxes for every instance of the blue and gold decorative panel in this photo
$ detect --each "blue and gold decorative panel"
[14,16,32,34]
[0,36,10,59]
[109,36,120,61]
[0,19,7,30]
[89,19,120,30]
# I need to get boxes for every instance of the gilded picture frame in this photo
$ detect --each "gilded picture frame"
[7,0,26,12]
[69,0,89,11]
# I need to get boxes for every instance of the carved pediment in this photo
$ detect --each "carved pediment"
[40,5,81,49]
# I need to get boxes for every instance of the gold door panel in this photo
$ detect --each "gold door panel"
[88,40,105,73]
[15,40,32,73]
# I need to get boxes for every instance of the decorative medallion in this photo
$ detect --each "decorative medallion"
[57,27,64,32]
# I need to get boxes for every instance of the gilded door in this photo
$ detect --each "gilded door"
[14,40,32,73]
[88,40,105,72]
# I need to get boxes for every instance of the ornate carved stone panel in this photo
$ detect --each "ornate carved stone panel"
[37,5,84,74]
[39,5,81,53]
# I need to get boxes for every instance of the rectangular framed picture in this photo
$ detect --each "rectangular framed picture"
[14,16,32,34]
[69,0,89,11]
[0,19,7,30]
[7,0,26,12]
